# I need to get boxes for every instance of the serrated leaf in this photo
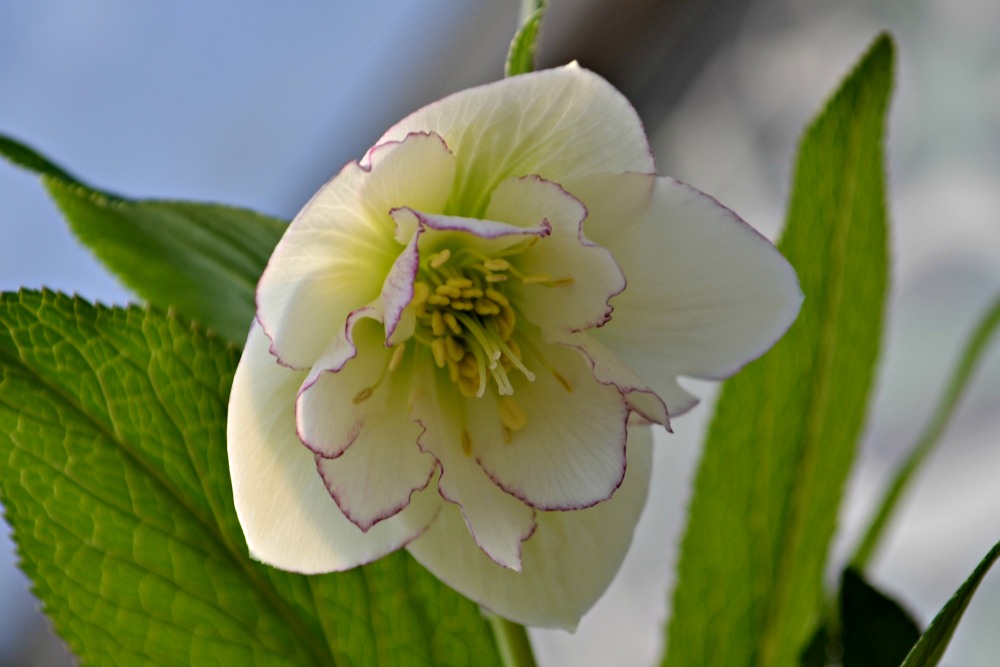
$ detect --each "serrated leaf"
[900,540,1000,667]
[505,1,546,77]
[0,290,501,667]
[0,135,285,345]
[663,34,894,667]
[841,568,921,667]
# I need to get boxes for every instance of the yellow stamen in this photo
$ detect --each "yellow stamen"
[431,337,447,368]
[553,370,573,393]
[485,288,509,306]
[431,309,446,336]
[461,430,473,456]
[430,249,451,268]
[520,274,553,285]
[445,336,465,361]
[443,312,462,335]
[483,258,510,272]
[485,273,508,283]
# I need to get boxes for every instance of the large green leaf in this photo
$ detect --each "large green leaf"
[0,135,285,345]
[663,34,894,667]
[900,540,1000,667]
[0,290,501,667]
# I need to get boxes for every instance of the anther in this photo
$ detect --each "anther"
[431,310,446,336]
[353,386,375,404]
[443,312,462,335]
[445,336,465,361]
[485,273,508,283]
[485,288,509,306]
[431,338,447,368]
[412,281,430,305]
[430,249,451,269]
[483,258,510,272]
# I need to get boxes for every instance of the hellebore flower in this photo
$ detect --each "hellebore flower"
[227,64,802,630]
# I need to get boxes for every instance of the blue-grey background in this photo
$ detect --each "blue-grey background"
[2,1,998,665]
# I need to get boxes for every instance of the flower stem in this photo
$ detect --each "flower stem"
[851,290,1000,570]
[487,613,538,667]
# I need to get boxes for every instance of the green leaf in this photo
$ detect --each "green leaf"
[0,290,502,667]
[0,135,285,345]
[505,0,546,77]
[840,568,921,667]
[852,291,1000,569]
[663,34,894,667]
[900,540,1000,667]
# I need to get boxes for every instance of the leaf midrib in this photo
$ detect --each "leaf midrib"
[0,304,336,667]
[757,84,880,666]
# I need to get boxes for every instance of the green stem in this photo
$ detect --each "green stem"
[487,613,538,667]
[852,291,1000,570]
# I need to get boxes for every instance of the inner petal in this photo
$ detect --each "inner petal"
[471,336,630,511]
[485,176,626,334]
[411,373,536,570]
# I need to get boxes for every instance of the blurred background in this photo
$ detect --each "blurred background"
[1,1,998,665]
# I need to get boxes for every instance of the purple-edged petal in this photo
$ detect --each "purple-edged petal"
[550,329,670,427]
[313,372,437,532]
[486,175,626,333]
[257,132,455,369]
[228,325,439,573]
[295,310,386,458]
[375,64,653,214]
[411,374,536,571]
[473,339,629,511]
[406,424,654,630]
[585,177,803,397]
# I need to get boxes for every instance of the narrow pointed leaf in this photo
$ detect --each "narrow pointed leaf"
[664,34,894,667]
[0,135,285,344]
[900,540,1000,667]
[505,0,546,77]
[853,292,1000,568]
[0,290,501,667]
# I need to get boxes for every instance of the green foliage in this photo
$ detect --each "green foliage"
[663,34,894,667]
[853,291,1000,568]
[505,0,546,77]
[0,135,285,345]
[840,569,921,667]
[900,540,1000,667]
[0,290,501,667]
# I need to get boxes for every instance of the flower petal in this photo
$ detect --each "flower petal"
[411,373,536,571]
[486,175,626,333]
[549,329,670,427]
[584,176,803,398]
[406,424,653,630]
[228,325,439,573]
[257,132,456,368]
[375,64,653,216]
[473,340,629,511]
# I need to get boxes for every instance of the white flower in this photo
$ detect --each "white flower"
[227,64,802,630]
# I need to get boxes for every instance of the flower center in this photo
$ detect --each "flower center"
[409,248,535,401]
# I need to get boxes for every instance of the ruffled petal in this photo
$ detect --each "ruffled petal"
[411,373,536,571]
[473,339,629,511]
[228,325,439,573]
[406,424,653,630]
[257,132,455,368]
[549,329,670,427]
[486,176,626,332]
[585,177,803,400]
[375,64,653,216]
